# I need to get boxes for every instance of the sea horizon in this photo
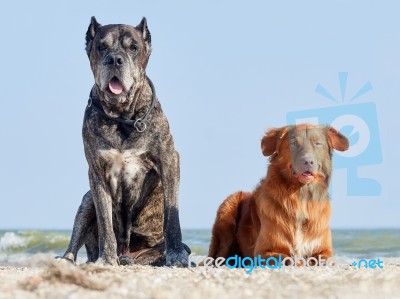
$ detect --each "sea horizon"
[1,228,399,266]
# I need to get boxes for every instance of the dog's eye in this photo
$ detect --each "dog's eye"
[290,139,297,147]
[315,141,322,146]
[130,44,138,52]
[97,44,107,52]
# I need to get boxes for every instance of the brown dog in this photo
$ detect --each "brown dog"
[209,124,349,264]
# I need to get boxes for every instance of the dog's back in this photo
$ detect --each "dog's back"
[209,191,255,258]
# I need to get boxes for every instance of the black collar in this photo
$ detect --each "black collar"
[87,76,157,133]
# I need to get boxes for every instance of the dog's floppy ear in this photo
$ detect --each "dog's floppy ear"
[85,16,101,56]
[136,17,151,45]
[327,126,349,152]
[261,127,284,156]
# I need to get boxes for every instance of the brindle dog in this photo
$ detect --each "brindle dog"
[61,17,189,266]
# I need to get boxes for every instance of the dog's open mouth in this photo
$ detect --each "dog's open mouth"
[292,169,315,184]
[300,171,314,179]
[108,77,124,95]
[298,171,315,184]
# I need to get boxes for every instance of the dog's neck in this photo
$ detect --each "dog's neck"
[125,78,153,120]
[298,182,330,201]
[88,76,158,133]
[91,77,154,121]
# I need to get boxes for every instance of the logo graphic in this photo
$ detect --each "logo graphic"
[189,254,384,274]
[286,72,382,196]
[351,258,383,269]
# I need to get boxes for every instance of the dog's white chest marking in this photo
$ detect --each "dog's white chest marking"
[99,149,145,193]
[294,228,321,258]
[293,207,321,258]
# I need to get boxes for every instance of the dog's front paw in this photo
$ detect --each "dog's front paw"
[95,255,119,266]
[119,255,135,266]
[166,245,190,267]
[55,252,75,265]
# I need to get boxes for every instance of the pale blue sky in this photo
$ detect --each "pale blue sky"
[0,0,399,229]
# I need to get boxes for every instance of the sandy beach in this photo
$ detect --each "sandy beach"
[0,255,399,299]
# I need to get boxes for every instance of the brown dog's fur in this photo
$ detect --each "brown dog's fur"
[209,124,349,262]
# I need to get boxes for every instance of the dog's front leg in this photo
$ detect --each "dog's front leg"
[118,172,148,256]
[159,145,189,267]
[89,170,119,266]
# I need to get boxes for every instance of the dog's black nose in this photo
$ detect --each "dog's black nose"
[104,54,124,66]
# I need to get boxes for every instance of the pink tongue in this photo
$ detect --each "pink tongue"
[109,78,123,95]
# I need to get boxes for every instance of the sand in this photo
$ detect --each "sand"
[0,255,399,299]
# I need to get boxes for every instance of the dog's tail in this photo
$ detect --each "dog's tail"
[208,191,251,258]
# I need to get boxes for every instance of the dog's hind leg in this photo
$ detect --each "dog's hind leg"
[61,191,97,263]
[83,225,99,263]
[208,192,248,258]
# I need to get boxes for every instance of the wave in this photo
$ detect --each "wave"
[0,230,71,254]
[0,230,74,265]
[333,229,400,258]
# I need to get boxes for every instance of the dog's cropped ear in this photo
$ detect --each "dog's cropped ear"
[261,127,285,156]
[85,16,101,56]
[327,126,349,152]
[136,17,152,46]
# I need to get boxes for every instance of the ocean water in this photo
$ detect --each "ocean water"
[0,229,399,266]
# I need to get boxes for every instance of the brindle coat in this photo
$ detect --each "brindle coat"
[61,17,189,266]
